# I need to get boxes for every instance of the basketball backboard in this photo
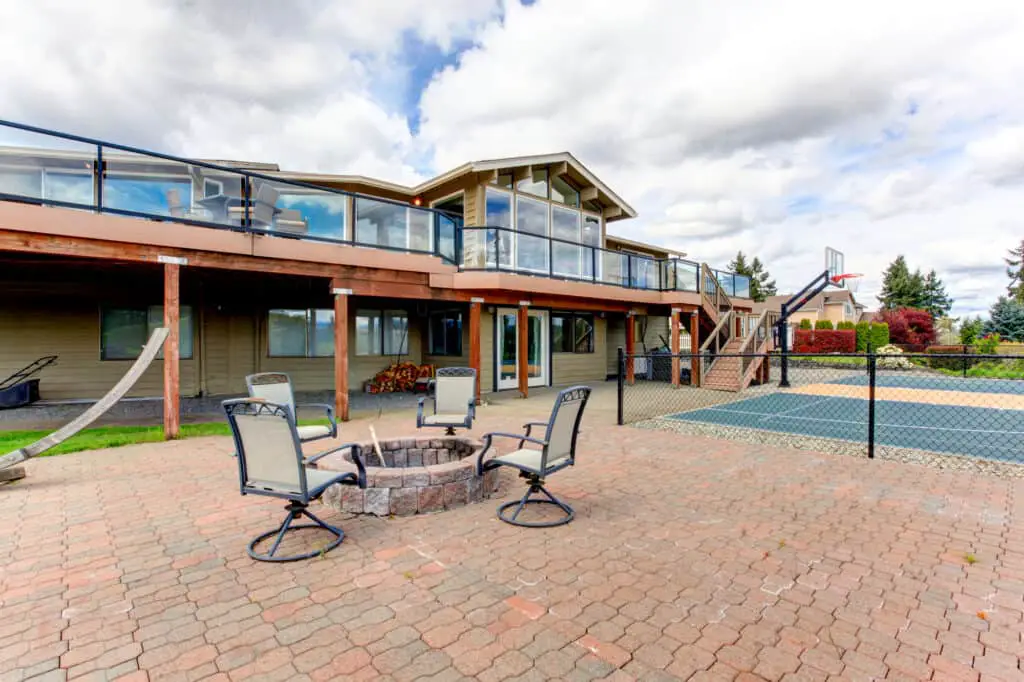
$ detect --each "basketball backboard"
[825,247,845,287]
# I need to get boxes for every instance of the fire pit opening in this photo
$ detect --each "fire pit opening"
[316,436,501,517]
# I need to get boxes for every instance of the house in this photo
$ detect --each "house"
[0,120,764,434]
[762,289,864,332]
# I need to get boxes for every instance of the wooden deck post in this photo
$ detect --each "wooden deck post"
[625,312,635,385]
[517,303,529,398]
[469,299,482,405]
[333,287,351,422]
[670,308,681,388]
[163,261,180,440]
[690,311,700,386]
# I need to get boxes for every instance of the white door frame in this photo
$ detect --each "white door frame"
[495,308,549,390]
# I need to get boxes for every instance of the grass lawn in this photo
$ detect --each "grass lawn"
[788,355,867,367]
[0,419,330,457]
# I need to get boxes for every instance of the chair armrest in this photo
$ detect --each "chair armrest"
[476,431,547,475]
[296,402,337,437]
[307,442,366,488]
[416,397,425,427]
[467,398,476,422]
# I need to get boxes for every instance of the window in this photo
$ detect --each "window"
[516,195,549,272]
[551,313,594,353]
[429,311,463,356]
[268,309,334,357]
[355,197,433,252]
[484,188,512,267]
[551,205,582,277]
[203,179,223,197]
[0,168,43,199]
[356,309,409,356]
[550,175,580,207]
[491,173,513,189]
[101,306,193,360]
[45,172,93,205]
[516,168,548,198]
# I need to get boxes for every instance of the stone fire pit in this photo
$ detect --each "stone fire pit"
[315,436,501,517]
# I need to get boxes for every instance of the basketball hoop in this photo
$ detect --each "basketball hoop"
[830,273,863,293]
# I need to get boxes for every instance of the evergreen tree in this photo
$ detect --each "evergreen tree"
[983,297,1024,342]
[921,269,953,318]
[877,255,925,310]
[1006,240,1024,304]
[727,251,777,303]
[959,316,984,345]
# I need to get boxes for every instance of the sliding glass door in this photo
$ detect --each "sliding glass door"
[495,308,548,390]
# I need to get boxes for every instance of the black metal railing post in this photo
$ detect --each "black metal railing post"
[591,248,597,282]
[94,145,103,210]
[617,347,625,426]
[242,176,251,229]
[867,351,877,459]
[962,344,969,378]
[548,236,553,278]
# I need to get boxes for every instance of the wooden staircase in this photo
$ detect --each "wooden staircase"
[699,308,780,393]
[701,338,744,391]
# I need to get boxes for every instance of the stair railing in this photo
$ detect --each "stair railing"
[700,263,733,323]
[737,309,781,388]
[698,309,734,386]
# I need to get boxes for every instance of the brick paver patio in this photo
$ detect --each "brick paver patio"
[2,386,1023,681]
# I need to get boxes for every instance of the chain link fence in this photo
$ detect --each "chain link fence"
[617,350,1024,474]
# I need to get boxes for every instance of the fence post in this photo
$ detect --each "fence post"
[962,344,968,378]
[867,352,877,459]
[779,302,790,388]
[617,347,625,426]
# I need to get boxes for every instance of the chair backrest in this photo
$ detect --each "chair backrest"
[223,398,309,499]
[542,386,591,470]
[246,373,296,414]
[435,367,476,415]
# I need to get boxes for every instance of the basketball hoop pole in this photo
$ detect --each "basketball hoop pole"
[777,268,841,388]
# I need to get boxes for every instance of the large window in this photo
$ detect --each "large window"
[516,168,548,198]
[550,175,579,207]
[268,309,335,357]
[516,195,549,272]
[101,306,193,360]
[354,198,433,252]
[429,311,463,356]
[484,188,513,268]
[356,309,409,356]
[551,313,594,354]
[552,205,582,277]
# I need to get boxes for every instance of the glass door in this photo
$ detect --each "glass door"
[495,308,548,390]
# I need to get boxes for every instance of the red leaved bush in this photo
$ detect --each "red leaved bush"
[875,308,936,347]
[793,329,856,353]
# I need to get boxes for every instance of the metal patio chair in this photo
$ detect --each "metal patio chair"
[476,385,591,527]
[223,398,366,562]
[246,372,336,444]
[416,367,476,435]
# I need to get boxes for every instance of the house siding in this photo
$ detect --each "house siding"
[552,317,607,386]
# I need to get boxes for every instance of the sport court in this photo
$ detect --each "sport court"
[666,374,1024,462]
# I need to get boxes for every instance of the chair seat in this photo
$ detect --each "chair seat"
[423,414,469,426]
[297,424,332,440]
[493,449,569,474]
[246,467,352,496]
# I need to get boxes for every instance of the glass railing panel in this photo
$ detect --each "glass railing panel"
[601,251,629,286]
[354,196,435,253]
[734,274,751,299]
[715,270,737,297]
[460,227,486,268]
[582,246,597,281]
[630,255,659,289]
[552,241,583,279]
[675,260,699,292]
[437,214,457,264]
[0,131,97,206]
[515,231,550,274]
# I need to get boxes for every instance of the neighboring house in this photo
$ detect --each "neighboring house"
[758,290,864,346]
[0,121,758,424]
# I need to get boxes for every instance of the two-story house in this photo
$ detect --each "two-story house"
[0,120,762,435]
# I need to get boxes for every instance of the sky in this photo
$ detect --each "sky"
[2,0,1023,317]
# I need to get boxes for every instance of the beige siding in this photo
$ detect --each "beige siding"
[203,310,257,396]
[480,310,494,393]
[552,317,607,385]
[464,184,480,227]
[0,302,199,401]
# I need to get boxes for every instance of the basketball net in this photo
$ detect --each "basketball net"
[830,272,863,294]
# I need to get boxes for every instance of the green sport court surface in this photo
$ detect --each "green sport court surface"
[665,376,1024,462]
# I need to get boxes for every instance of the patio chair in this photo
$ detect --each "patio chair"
[274,208,308,235]
[223,398,365,562]
[476,385,591,527]
[246,372,336,444]
[228,182,279,227]
[416,367,476,435]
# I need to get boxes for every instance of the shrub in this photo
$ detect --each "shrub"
[814,320,835,330]
[975,333,1000,356]
[855,321,871,351]
[925,345,975,371]
[793,329,856,353]
[798,319,812,330]
[869,322,890,350]
[876,344,913,369]
[877,308,936,347]
[837,321,856,330]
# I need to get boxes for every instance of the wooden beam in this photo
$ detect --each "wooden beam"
[334,289,350,421]
[670,309,681,388]
[163,263,180,440]
[602,206,623,220]
[551,160,569,177]
[462,291,643,314]
[517,304,529,398]
[513,166,532,183]
[580,187,599,202]
[690,311,700,386]
[469,301,482,405]
[625,313,635,385]
[479,169,498,184]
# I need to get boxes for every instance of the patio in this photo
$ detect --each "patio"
[1,385,1022,681]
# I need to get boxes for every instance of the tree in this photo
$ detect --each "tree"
[728,251,778,303]
[984,297,1024,342]
[921,270,953,319]
[1006,240,1024,304]
[877,308,936,347]
[959,316,984,345]
[877,255,926,310]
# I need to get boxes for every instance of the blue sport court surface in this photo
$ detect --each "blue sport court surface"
[666,387,1024,462]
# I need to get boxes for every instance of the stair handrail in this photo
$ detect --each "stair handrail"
[737,309,772,386]
[700,263,733,322]
[698,309,734,386]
